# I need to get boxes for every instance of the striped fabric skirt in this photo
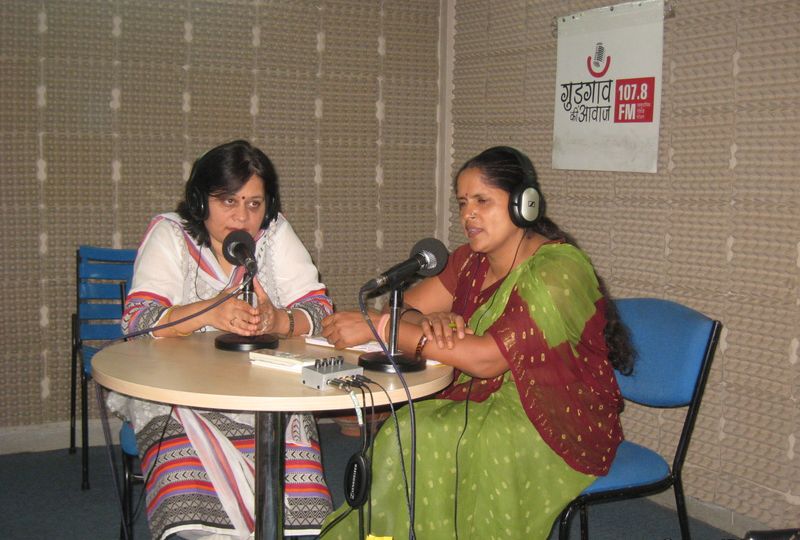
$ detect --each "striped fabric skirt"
[137,411,332,539]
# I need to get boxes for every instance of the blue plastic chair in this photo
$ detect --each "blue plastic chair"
[557,298,722,540]
[68,246,138,489]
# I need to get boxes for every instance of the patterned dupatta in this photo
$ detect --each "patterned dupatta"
[438,243,624,476]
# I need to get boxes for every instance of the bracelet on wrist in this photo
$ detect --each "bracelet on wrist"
[163,306,192,337]
[285,308,295,337]
[414,333,428,362]
[400,307,421,319]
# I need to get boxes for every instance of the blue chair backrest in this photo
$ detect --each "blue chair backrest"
[76,246,137,343]
[614,298,716,408]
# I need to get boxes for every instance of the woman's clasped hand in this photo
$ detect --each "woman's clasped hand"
[211,280,286,336]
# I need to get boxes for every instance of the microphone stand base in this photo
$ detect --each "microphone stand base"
[358,352,426,373]
[215,333,279,352]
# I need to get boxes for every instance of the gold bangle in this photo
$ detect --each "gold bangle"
[414,333,428,362]
[163,306,192,337]
[285,308,295,337]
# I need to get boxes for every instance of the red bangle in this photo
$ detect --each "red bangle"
[414,333,428,361]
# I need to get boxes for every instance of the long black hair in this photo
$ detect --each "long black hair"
[456,146,635,374]
[177,139,281,247]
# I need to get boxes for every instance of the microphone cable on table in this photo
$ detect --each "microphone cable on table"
[116,272,254,342]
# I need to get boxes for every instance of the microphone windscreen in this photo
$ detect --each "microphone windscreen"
[411,237,449,277]
[222,230,255,267]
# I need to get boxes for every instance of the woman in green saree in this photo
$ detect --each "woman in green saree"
[321,146,635,539]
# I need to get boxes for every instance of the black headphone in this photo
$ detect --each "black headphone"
[187,183,207,221]
[185,174,277,228]
[500,146,544,228]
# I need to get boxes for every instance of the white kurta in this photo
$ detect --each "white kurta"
[108,211,331,431]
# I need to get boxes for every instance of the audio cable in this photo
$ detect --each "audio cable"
[127,406,174,533]
[316,375,406,540]
[98,383,173,540]
[357,290,418,540]
[453,379,474,540]
[353,374,412,533]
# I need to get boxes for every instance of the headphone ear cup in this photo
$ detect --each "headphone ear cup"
[187,186,207,221]
[509,184,542,228]
[262,192,277,228]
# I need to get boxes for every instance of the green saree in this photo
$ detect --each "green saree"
[322,243,623,539]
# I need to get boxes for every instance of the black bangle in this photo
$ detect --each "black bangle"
[400,307,421,319]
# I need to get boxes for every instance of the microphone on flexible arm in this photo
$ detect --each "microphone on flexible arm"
[214,230,278,352]
[359,237,449,373]
[360,237,449,293]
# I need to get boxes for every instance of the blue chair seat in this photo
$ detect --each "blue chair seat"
[120,422,138,456]
[584,440,671,494]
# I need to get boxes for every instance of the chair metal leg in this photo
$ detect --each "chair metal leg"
[120,452,135,540]
[81,368,90,490]
[579,503,589,540]
[558,504,575,540]
[69,316,78,454]
[69,352,78,454]
[674,480,692,540]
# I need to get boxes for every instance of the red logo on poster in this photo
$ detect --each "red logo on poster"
[587,42,611,78]
[614,77,655,122]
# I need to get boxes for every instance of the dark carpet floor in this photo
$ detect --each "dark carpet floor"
[0,422,738,540]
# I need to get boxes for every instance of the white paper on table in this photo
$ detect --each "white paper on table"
[304,336,441,366]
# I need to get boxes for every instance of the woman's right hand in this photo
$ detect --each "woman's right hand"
[420,311,471,349]
[321,310,379,349]
[209,287,260,335]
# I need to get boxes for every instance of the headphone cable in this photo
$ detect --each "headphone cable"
[453,380,474,540]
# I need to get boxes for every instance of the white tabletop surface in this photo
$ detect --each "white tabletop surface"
[92,331,454,412]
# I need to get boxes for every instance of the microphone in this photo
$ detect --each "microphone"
[222,230,258,276]
[215,230,278,352]
[361,238,449,293]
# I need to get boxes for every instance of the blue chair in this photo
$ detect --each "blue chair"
[557,298,722,540]
[68,246,138,489]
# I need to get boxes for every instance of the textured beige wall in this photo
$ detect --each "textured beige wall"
[2,0,798,533]
[0,1,439,424]
[450,0,799,531]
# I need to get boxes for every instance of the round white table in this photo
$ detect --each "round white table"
[93,332,454,539]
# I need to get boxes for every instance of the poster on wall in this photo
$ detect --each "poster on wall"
[552,0,664,173]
